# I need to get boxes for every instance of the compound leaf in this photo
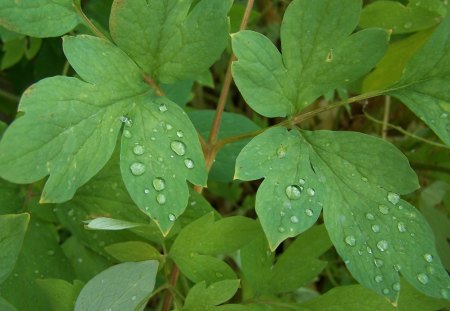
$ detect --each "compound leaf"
[110,0,232,83]
[387,16,450,146]
[231,0,388,118]
[236,127,450,301]
[0,0,79,37]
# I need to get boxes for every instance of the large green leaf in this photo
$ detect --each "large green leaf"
[110,0,232,83]
[74,260,158,311]
[0,0,79,37]
[36,279,84,311]
[0,214,29,284]
[231,0,388,118]
[387,16,450,146]
[182,280,241,311]
[236,127,450,301]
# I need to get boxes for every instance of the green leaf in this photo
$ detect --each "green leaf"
[110,0,232,83]
[105,241,161,262]
[387,16,450,146]
[359,0,444,34]
[0,214,29,284]
[231,0,388,118]
[85,217,147,230]
[236,127,450,301]
[0,0,79,37]
[74,260,158,311]
[0,297,16,311]
[170,213,258,284]
[36,279,84,311]
[183,280,240,311]
[120,96,207,235]
[1,38,25,70]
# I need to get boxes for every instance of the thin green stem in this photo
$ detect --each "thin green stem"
[382,95,391,139]
[73,2,107,40]
[0,89,20,103]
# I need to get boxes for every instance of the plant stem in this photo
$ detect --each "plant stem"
[0,89,20,103]
[382,95,391,139]
[161,265,180,311]
[73,2,108,40]
[143,74,165,96]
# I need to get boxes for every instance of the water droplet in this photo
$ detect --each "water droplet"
[417,273,429,284]
[397,222,407,232]
[367,246,373,254]
[278,227,285,233]
[423,253,433,263]
[366,213,375,220]
[215,272,223,278]
[375,275,383,283]
[440,112,448,118]
[131,296,137,301]
[392,282,401,291]
[404,22,413,29]
[184,158,194,169]
[306,188,315,196]
[305,209,314,217]
[393,264,401,272]
[152,178,165,191]
[159,103,168,112]
[166,123,173,130]
[290,215,299,224]
[170,141,186,156]
[277,146,287,158]
[374,258,384,268]
[387,192,400,205]
[326,49,333,62]
[377,240,388,252]
[345,235,356,246]
[130,162,145,176]
[123,129,132,138]
[144,188,150,194]
[378,205,389,215]
[285,185,302,200]
[133,144,144,155]
[156,193,166,205]
[299,178,306,186]
[361,177,368,182]
[382,288,390,295]
[426,266,435,274]
[371,224,380,233]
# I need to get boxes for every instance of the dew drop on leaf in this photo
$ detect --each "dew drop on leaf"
[130,162,145,176]
[133,144,145,155]
[423,253,433,263]
[144,188,150,194]
[306,188,315,196]
[168,214,176,222]
[299,178,306,186]
[290,215,299,224]
[377,240,388,252]
[417,273,429,284]
[184,158,195,169]
[305,209,313,217]
[123,129,132,138]
[403,22,413,29]
[387,192,400,205]
[170,141,186,156]
[278,227,285,233]
[392,282,401,291]
[156,193,166,205]
[440,112,448,118]
[371,224,380,233]
[378,205,389,215]
[375,275,383,283]
[374,258,384,267]
[382,288,390,295]
[176,130,184,138]
[366,213,375,220]
[166,123,173,130]
[397,222,407,232]
[345,235,356,246]
[285,185,302,200]
[152,178,166,191]
[159,103,168,112]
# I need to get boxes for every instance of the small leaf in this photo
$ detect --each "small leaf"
[74,260,158,311]
[231,0,388,117]
[85,217,147,231]
[387,16,450,146]
[0,0,79,37]
[183,280,240,311]
[105,241,161,262]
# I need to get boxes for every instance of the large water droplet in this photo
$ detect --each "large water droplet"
[130,162,145,176]
[417,273,429,284]
[159,103,168,112]
[375,275,383,283]
[366,213,375,220]
[170,141,186,156]
[168,213,176,222]
[371,224,380,233]
[387,192,400,205]
[397,222,407,232]
[133,144,144,155]
[306,188,315,196]
[423,253,433,263]
[123,129,132,138]
[152,178,165,191]
[345,235,356,246]
[290,216,299,224]
[377,240,388,252]
[378,205,389,215]
[176,130,184,138]
[156,193,166,205]
[184,158,194,169]
[305,209,313,217]
[285,185,302,200]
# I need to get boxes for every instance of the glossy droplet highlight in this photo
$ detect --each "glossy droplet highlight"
[345,235,356,246]
[290,216,299,224]
[306,188,315,196]
[417,273,429,284]
[397,222,407,232]
[176,130,184,138]
[130,162,145,176]
[285,185,302,200]
[375,275,383,283]
[377,240,388,252]
[371,224,380,233]
[374,258,384,268]
[168,213,176,222]
[382,288,390,295]
[278,227,285,233]
[378,205,389,215]
[170,141,186,156]
[123,129,132,138]
[166,123,173,130]
[159,103,168,112]
[387,192,400,205]
[156,193,166,205]
[184,158,194,169]
[299,178,306,186]
[133,144,144,155]
[423,253,433,263]
[152,178,165,191]
[392,282,401,291]
[366,213,375,220]
[305,209,313,217]
[144,188,150,194]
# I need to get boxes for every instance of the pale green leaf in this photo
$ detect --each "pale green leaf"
[231,0,388,117]
[388,16,450,146]
[183,280,240,311]
[110,0,232,83]
[0,0,79,37]
[105,241,161,262]
[85,217,147,230]
[74,260,158,311]
[0,214,29,284]
[36,279,84,311]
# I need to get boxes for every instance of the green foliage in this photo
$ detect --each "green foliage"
[0,0,449,310]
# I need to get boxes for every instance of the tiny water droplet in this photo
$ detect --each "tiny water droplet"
[397,222,407,232]
[403,22,413,29]
[131,296,137,301]
[367,246,373,254]
[184,158,194,169]
[159,103,168,112]
[374,258,384,268]
[130,162,145,176]
[387,192,400,205]
[156,193,166,205]
[306,188,315,196]
[371,224,380,233]
[392,282,401,291]
[290,215,299,224]
[378,205,389,215]
[278,227,285,233]
[305,209,314,217]
[166,123,173,130]
[377,240,388,252]
[423,253,433,263]
[144,188,150,194]
[170,141,186,156]
[175,130,184,139]
[361,177,368,182]
[375,275,383,283]
[299,178,306,185]
[123,129,132,138]
[393,264,401,272]
[152,178,165,191]
[417,273,429,284]
[345,235,356,246]
[440,112,448,118]
[133,144,144,155]
[382,288,390,295]
[285,185,302,200]
[366,213,375,220]
[215,272,223,278]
